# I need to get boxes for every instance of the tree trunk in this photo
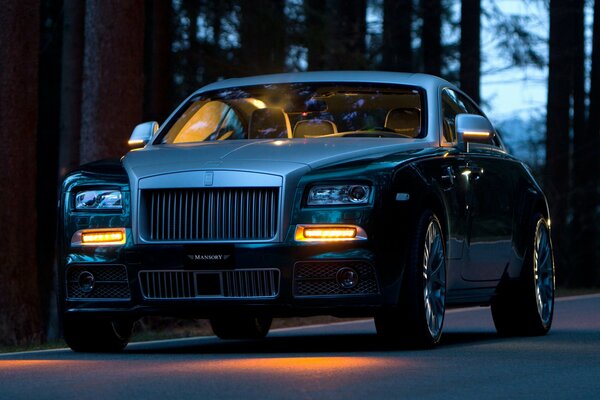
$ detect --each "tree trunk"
[55,0,85,341]
[573,0,600,286]
[591,0,600,286]
[38,0,64,341]
[382,0,413,72]
[80,0,145,164]
[239,0,286,75]
[459,0,480,102]
[305,0,328,70]
[59,0,83,177]
[144,0,171,123]
[422,0,442,76]
[203,0,227,83]
[326,0,367,69]
[545,0,573,283]
[0,0,44,346]
[186,0,202,88]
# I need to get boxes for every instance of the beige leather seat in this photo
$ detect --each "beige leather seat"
[384,108,421,137]
[293,119,338,138]
[248,108,292,139]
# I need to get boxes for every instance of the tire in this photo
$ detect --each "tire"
[63,316,133,352]
[491,213,555,336]
[210,316,272,340]
[375,210,447,348]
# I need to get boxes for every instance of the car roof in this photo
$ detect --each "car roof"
[194,71,457,95]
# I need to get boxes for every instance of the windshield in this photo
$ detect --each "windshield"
[159,83,425,144]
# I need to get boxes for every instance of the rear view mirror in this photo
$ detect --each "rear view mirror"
[129,121,159,148]
[455,114,495,152]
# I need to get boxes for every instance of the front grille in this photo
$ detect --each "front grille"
[66,265,131,300]
[294,261,379,296]
[141,188,279,241]
[139,269,280,299]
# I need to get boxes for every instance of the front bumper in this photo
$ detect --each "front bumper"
[60,240,405,319]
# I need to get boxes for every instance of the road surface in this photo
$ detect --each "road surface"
[1,294,599,399]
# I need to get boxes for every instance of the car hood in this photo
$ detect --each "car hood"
[122,138,435,180]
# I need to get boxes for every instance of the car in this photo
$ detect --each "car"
[58,71,555,351]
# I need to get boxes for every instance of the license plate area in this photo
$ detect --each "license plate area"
[183,245,235,270]
[194,272,223,297]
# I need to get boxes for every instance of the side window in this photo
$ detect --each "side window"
[441,89,468,143]
[456,94,482,115]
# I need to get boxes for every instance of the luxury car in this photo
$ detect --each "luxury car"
[58,71,555,351]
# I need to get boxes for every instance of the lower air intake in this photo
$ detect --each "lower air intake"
[294,261,379,296]
[139,269,280,299]
[66,264,131,300]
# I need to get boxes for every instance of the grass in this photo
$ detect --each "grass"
[1,287,598,354]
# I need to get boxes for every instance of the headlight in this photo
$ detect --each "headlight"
[307,184,371,206]
[75,190,122,210]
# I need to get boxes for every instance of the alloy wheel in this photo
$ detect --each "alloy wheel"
[423,218,446,339]
[533,219,554,326]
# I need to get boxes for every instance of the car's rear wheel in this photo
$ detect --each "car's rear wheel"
[375,210,447,348]
[491,213,555,336]
[63,316,133,352]
[210,316,272,339]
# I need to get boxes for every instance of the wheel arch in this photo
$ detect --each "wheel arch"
[391,162,452,262]
[391,162,451,255]
[513,188,551,261]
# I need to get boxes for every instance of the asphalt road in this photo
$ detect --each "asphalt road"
[1,294,599,400]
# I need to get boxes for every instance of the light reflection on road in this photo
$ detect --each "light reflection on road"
[0,355,408,376]
[151,356,407,375]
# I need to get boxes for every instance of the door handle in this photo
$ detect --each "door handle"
[441,166,456,185]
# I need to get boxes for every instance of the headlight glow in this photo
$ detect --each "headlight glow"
[307,184,371,206]
[75,190,122,210]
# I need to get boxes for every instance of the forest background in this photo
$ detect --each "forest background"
[0,0,598,346]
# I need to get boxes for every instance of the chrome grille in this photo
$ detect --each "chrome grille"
[141,188,279,241]
[139,269,280,299]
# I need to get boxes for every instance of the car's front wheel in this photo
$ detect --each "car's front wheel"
[375,210,447,348]
[63,316,133,352]
[209,316,272,339]
[491,213,555,336]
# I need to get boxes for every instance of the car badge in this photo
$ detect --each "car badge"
[204,171,214,186]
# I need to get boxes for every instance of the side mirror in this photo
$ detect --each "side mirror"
[129,121,159,148]
[455,114,495,152]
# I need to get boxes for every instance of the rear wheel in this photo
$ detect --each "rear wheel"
[491,213,555,336]
[375,210,447,348]
[63,316,133,352]
[210,316,272,340]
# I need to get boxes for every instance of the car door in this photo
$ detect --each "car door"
[442,89,515,282]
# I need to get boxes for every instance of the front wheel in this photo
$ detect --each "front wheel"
[210,316,272,340]
[375,210,447,348]
[491,214,555,336]
[63,316,133,352]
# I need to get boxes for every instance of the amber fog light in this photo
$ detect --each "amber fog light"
[336,268,359,289]
[294,225,367,242]
[78,271,95,292]
[71,228,126,246]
